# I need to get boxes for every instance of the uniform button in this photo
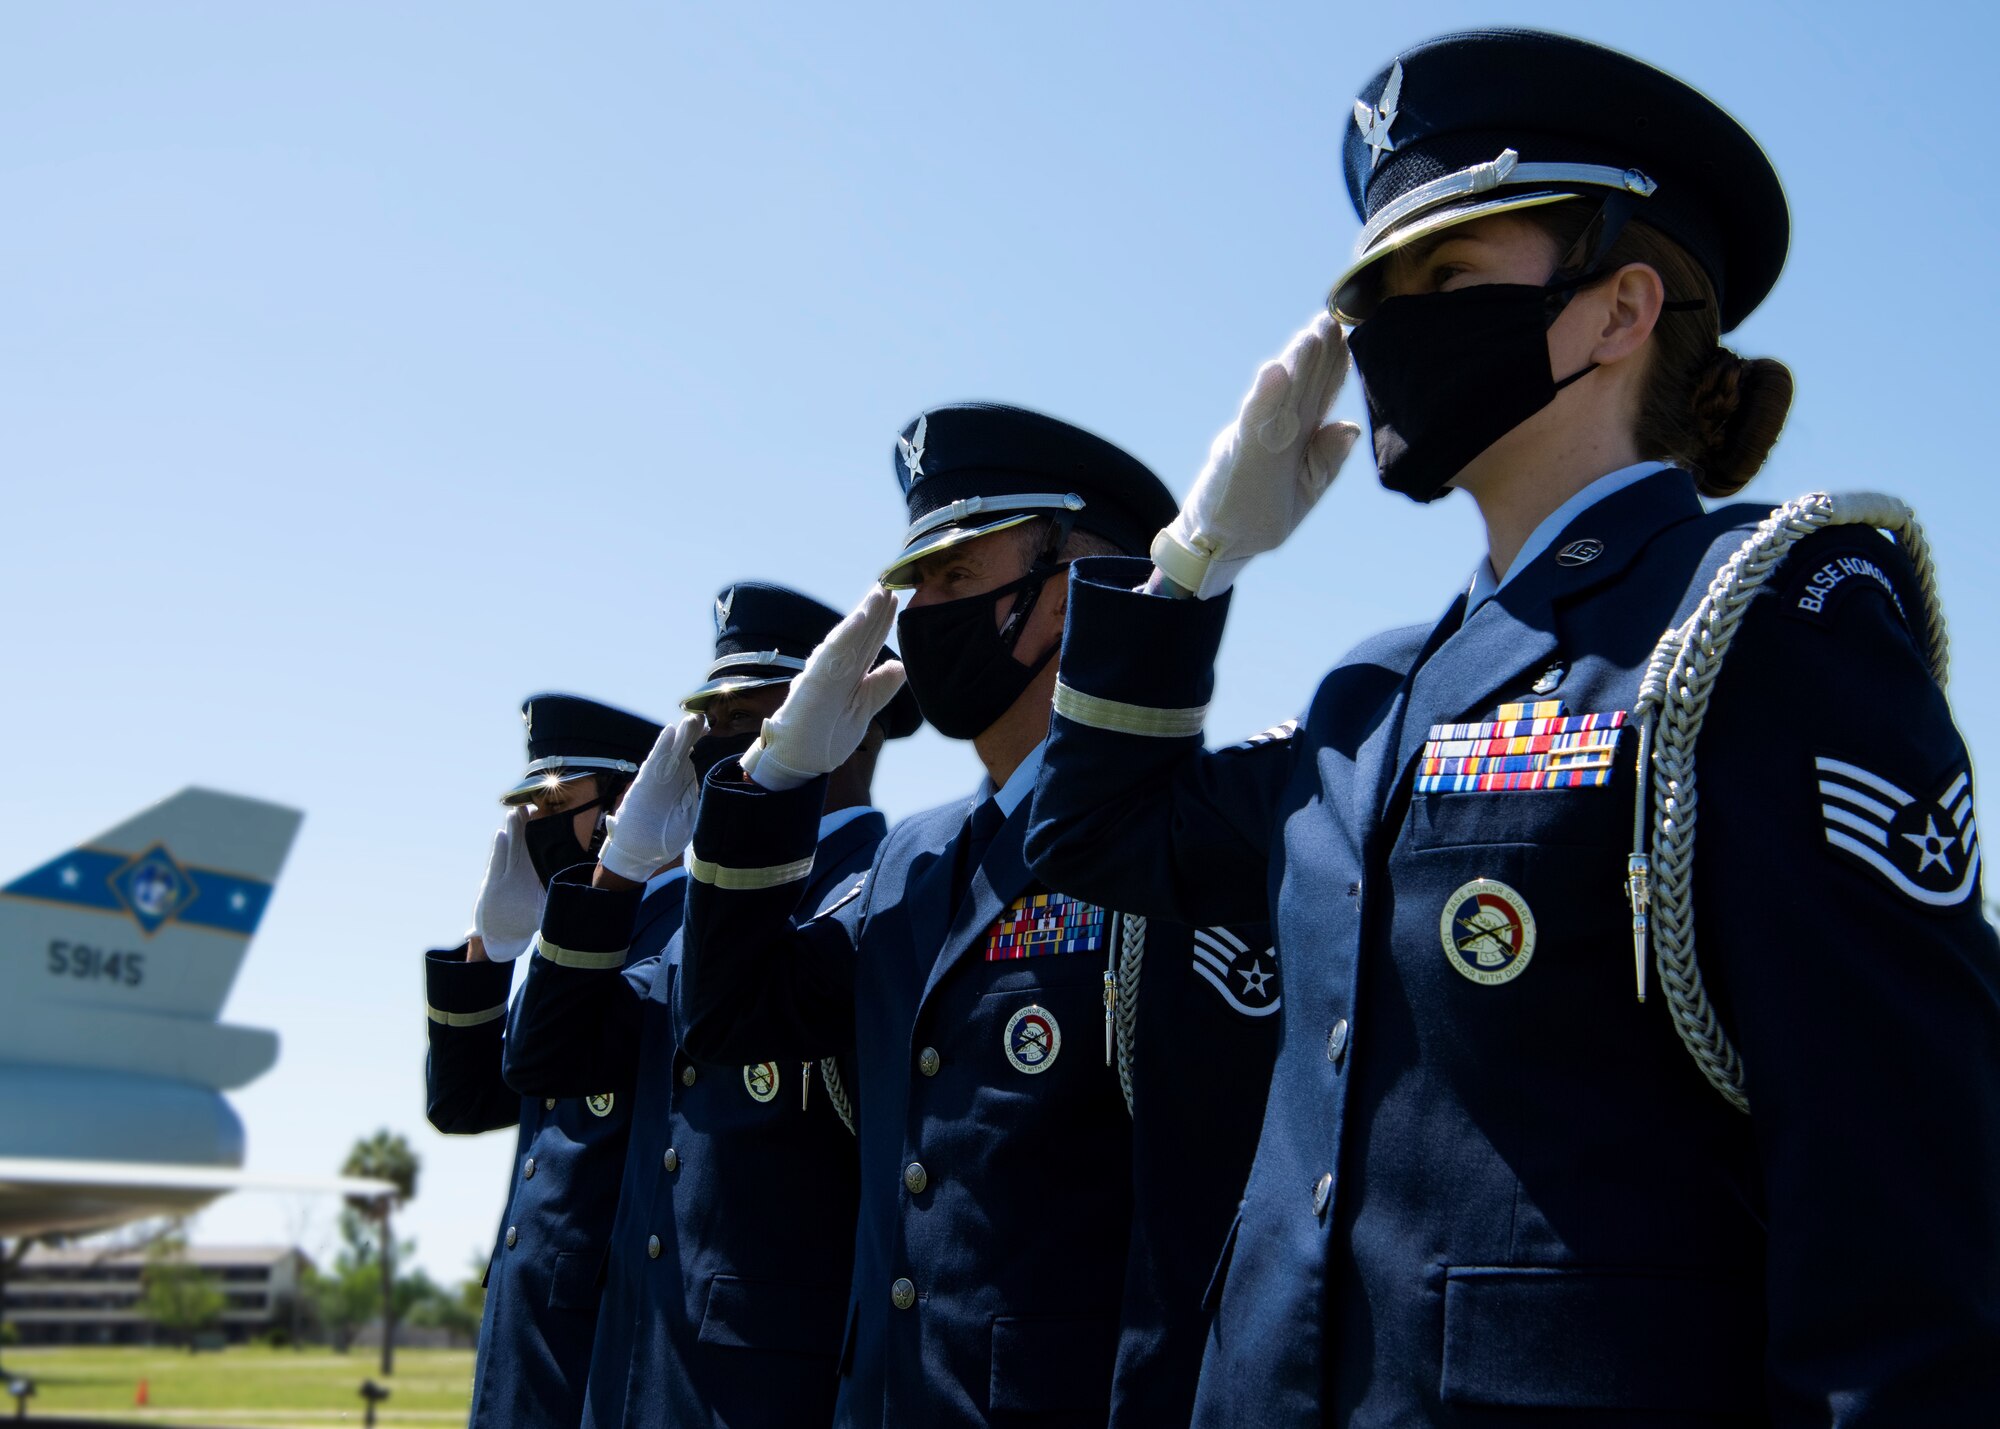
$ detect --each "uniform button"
[680,1065,698,1087]
[918,1047,941,1077]
[1312,1173,1333,1218]
[890,1277,916,1310]
[523,1157,536,1180]
[647,1235,661,1259]
[904,1162,928,1194]
[504,1226,518,1249]
[544,1098,557,1110]
[662,1148,679,1173]
[1326,1019,1349,1063]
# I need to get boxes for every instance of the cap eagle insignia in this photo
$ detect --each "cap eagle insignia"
[898,413,928,480]
[715,586,734,634]
[1354,60,1403,171]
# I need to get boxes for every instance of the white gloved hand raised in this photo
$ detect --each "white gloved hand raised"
[598,714,704,883]
[740,587,907,792]
[1151,312,1362,599]
[472,808,543,962]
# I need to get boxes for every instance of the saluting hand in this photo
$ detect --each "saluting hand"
[1151,312,1362,599]
[599,714,704,883]
[472,807,543,962]
[741,587,906,791]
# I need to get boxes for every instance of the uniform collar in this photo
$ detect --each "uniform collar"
[1466,461,1673,614]
[984,739,1048,819]
[818,804,880,841]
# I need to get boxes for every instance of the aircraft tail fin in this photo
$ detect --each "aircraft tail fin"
[0,788,303,1035]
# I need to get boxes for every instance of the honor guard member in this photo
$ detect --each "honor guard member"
[675,406,1280,1428]
[502,582,922,1429]
[424,693,672,1429]
[1026,29,2000,1425]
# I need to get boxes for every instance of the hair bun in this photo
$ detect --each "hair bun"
[1689,348,1794,497]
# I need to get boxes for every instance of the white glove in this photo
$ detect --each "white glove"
[741,588,907,792]
[599,714,704,883]
[1151,313,1362,599]
[472,808,543,962]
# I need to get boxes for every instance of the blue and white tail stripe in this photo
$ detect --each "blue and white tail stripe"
[2,844,273,937]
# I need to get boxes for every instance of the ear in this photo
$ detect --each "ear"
[1049,562,1072,622]
[1590,261,1665,366]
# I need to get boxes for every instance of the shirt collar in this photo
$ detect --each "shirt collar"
[985,739,1048,819]
[818,804,879,841]
[1466,461,1672,614]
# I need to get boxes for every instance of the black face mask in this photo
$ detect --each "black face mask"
[524,795,605,885]
[690,731,759,782]
[1347,278,1601,504]
[896,564,1061,740]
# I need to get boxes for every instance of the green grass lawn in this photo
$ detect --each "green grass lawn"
[0,1344,472,1427]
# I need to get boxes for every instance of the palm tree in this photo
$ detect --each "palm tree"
[341,1130,419,1376]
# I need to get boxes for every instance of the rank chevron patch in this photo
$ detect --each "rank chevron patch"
[1191,927,1280,1016]
[1816,756,1981,907]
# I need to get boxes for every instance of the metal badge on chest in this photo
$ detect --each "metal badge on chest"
[1003,1004,1061,1074]
[1440,878,1537,986]
[742,1062,780,1103]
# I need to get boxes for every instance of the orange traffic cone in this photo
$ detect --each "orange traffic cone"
[136,1378,150,1406]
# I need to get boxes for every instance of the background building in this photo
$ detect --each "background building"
[4,1244,311,1346]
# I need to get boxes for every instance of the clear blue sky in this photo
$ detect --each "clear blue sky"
[2,0,1992,1281]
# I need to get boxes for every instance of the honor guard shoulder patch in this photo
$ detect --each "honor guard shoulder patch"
[984,891,1106,960]
[1417,701,1625,794]
[1191,927,1281,1016]
[1782,545,1910,628]
[1816,756,1982,908]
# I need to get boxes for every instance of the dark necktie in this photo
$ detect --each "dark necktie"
[949,797,1008,920]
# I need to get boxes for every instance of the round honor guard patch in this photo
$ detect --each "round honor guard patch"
[743,1062,781,1104]
[585,1093,615,1118]
[1003,1004,1061,1074]
[1440,879,1537,986]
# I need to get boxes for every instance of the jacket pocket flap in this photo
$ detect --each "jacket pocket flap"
[548,1247,605,1310]
[1440,1267,1761,1411]
[989,1314,1117,1414]
[696,1274,846,1357]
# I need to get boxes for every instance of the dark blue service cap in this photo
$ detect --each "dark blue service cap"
[680,581,922,740]
[501,693,664,805]
[1330,28,1788,333]
[878,403,1179,588]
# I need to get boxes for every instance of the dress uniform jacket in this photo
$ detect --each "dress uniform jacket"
[423,875,684,1429]
[503,812,883,1429]
[677,764,1279,1429]
[1024,467,2000,1425]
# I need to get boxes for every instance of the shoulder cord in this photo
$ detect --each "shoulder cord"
[1627,492,1948,1113]
[1107,911,1146,1118]
[819,1059,856,1135]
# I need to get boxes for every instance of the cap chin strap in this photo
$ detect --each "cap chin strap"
[994,513,1078,652]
